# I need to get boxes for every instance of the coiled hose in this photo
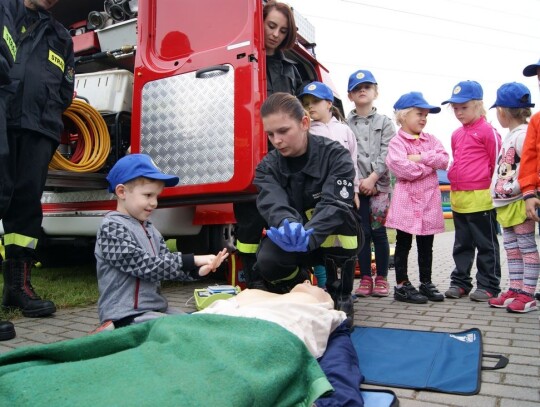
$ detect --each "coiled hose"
[49,99,111,172]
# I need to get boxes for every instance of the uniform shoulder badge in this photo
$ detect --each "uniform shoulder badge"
[335,178,353,200]
[65,66,75,83]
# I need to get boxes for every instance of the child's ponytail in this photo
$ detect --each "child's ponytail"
[331,105,345,122]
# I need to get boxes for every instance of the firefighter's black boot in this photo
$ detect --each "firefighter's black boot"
[324,255,357,330]
[2,259,56,317]
[0,320,15,341]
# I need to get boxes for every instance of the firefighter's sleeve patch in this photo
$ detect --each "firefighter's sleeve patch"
[64,65,75,84]
[335,178,353,200]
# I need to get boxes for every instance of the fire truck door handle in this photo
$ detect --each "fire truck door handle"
[195,65,230,78]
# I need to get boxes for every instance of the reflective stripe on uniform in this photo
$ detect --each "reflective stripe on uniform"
[270,267,299,284]
[3,26,17,61]
[236,241,259,254]
[305,208,315,220]
[48,49,64,72]
[3,233,38,249]
[320,234,357,250]
[305,208,358,249]
[230,254,237,286]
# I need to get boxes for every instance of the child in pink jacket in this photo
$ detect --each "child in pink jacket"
[442,81,502,302]
[386,92,449,303]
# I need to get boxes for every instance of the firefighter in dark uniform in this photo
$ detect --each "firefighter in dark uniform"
[233,1,303,289]
[0,0,26,342]
[0,0,25,156]
[0,0,74,340]
[254,93,362,327]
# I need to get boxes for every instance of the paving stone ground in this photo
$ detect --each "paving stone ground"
[0,231,539,406]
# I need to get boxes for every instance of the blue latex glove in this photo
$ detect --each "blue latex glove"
[266,219,314,252]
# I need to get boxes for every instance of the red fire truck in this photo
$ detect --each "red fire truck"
[1,0,343,265]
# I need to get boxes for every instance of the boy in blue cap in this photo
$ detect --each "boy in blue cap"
[94,154,228,329]
[442,81,502,302]
[346,70,395,298]
[488,82,539,313]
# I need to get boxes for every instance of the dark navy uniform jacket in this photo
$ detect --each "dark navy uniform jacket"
[266,51,303,96]
[0,0,25,156]
[5,5,74,142]
[255,134,358,251]
[0,0,25,85]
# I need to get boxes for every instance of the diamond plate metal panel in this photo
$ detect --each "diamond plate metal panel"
[294,9,316,45]
[140,65,235,186]
[42,190,113,204]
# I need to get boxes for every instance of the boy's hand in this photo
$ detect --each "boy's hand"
[196,248,229,277]
[359,175,377,195]
[525,198,540,222]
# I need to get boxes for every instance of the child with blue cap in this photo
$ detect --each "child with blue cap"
[299,81,360,288]
[94,154,228,330]
[299,81,360,209]
[488,82,539,313]
[442,81,502,302]
[385,92,449,303]
[521,57,540,302]
[346,69,395,298]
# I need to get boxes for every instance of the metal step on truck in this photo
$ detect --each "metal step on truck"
[0,0,344,268]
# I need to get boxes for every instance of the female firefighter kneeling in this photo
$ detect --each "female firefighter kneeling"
[254,92,363,328]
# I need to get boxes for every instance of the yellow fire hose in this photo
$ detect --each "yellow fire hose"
[49,98,111,172]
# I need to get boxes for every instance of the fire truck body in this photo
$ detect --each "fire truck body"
[0,0,342,258]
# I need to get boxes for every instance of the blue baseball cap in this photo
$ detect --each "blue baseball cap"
[523,58,540,77]
[298,81,334,102]
[441,80,483,104]
[393,92,441,113]
[347,69,377,92]
[490,82,535,109]
[106,154,179,192]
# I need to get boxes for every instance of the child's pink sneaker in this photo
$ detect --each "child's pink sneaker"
[489,290,519,308]
[89,320,115,334]
[506,294,537,313]
[355,276,373,297]
[372,276,389,297]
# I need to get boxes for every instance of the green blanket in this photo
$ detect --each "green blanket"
[0,314,332,406]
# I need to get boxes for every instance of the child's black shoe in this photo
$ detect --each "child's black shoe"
[419,282,444,302]
[394,282,428,304]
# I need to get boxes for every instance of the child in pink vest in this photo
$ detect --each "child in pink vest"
[385,92,449,303]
